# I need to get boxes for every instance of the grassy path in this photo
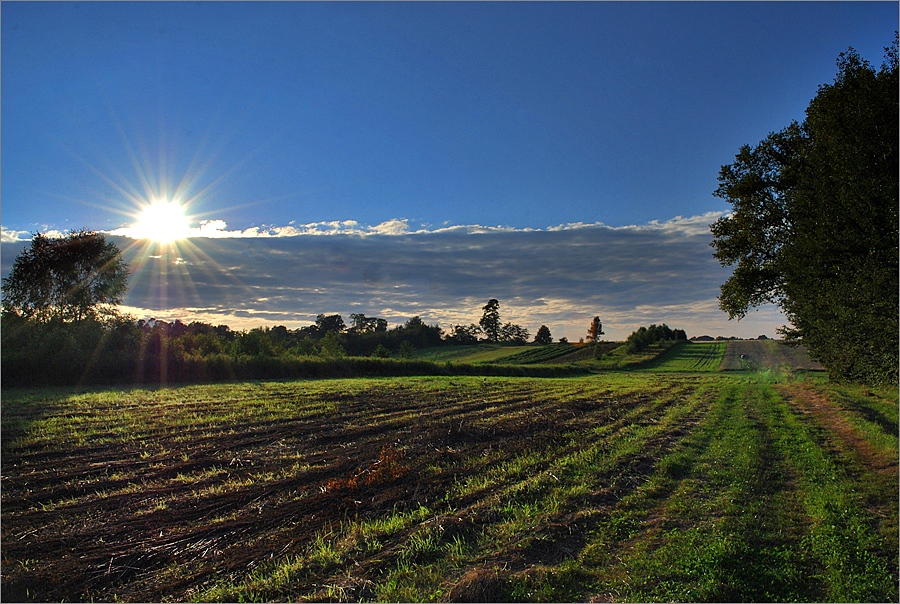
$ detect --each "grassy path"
[1,374,896,602]
[576,380,897,602]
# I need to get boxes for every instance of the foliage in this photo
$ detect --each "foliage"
[625,323,687,353]
[319,332,345,358]
[445,323,481,345]
[534,325,552,345]
[710,41,899,384]
[372,344,392,358]
[499,321,529,344]
[479,298,501,342]
[0,312,583,387]
[2,230,129,322]
[398,340,415,359]
[315,313,346,335]
[349,313,387,334]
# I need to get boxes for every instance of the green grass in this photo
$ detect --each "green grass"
[592,340,678,370]
[495,343,590,364]
[645,341,727,372]
[413,344,534,363]
[2,370,896,603]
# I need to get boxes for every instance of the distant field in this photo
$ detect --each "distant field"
[414,340,823,377]
[648,341,727,372]
[414,344,535,364]
[2,367,895,602]
[720,340,825,372]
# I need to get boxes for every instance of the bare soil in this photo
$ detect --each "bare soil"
[0,380,672,602]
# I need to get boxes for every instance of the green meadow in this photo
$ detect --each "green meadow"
[1,342,896,602]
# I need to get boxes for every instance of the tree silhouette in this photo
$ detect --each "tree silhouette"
[2,230,129,322]
[479,299,501,342]
[534,325,552,345]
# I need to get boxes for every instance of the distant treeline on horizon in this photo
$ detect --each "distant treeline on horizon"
[0,310,573,388]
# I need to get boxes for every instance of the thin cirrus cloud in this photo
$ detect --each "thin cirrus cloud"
[0,213,784,340]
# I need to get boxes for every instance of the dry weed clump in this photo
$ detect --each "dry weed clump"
[325,444,410,493]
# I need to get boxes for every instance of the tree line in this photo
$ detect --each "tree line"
[0,306,589,387]
[1,241,609,386]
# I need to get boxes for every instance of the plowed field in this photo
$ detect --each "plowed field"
[2,373,895,602]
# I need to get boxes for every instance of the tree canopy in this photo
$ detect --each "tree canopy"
[710,40,898,384]
[2,230,129,322]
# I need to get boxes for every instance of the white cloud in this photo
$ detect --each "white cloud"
[1,227,72,242]
[369,218,410,236]
[1,228,29,243]
[546,211,726,237]
[2,213,726,242]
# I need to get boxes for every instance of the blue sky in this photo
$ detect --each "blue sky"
[1,2,896,340]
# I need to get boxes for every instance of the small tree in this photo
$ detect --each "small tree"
[534,325,552,345]
[398,340,415,359]
[319,332,345,358]
[372,344,391,358]
[479,299,501,342]
[587,316,605,343]
[625,324,679,353]
[2,230,129,322]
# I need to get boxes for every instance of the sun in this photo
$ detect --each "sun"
[131,199,191,243]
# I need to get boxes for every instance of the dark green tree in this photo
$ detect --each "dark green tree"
[398,340,415,359]
[319,332,345,358]
[446,323,481,345]
[349,313,387,334]
[711,41,898,384]
[315,314,346,336]
[371,344,392,358]
[479,298,501,342]
[499,322,529,344]
[625,324,678,354]
[2,230,129,322]
[534,325,553,345]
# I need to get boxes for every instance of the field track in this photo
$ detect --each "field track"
[2,372,895,602]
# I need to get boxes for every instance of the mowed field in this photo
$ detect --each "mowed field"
[1,344,896,602]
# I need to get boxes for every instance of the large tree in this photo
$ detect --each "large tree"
[2,230,129,322]
[711,41,898,384]
[479,298,501,342]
